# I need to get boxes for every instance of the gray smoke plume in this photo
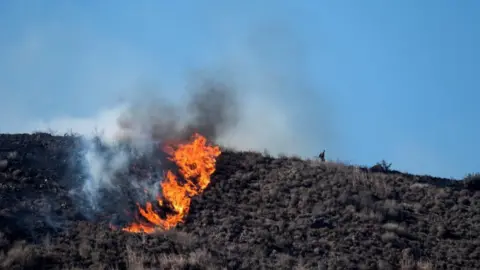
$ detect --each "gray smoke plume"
[71,76,240,220]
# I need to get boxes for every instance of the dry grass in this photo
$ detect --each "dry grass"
[0,241,36,269]
[125,247,221,270]
[0,134,479,269]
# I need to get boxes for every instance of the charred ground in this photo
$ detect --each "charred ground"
[0,133,479,270]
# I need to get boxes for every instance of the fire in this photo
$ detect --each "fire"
[122,133,221,233]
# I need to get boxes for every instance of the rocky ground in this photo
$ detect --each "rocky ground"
[0,133,479,270]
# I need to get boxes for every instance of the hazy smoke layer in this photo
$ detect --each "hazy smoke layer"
[26,30,339,220]
[28,27,338,160]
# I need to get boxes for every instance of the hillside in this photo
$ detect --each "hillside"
[0,133,479,270]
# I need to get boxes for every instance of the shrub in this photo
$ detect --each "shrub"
[370,160,392,173]
[464,172,480,181]
[463,172,480,190]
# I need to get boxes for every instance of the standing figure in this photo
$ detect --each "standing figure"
[319,150,325,162]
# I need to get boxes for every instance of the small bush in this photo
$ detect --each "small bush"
[463,172,480,190]
[379,160,392,171]
[370,160,392,173]
[464,172,480,181]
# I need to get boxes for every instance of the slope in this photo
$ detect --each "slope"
[0,133,479,270]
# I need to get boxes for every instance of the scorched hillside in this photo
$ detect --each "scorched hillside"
[0,133,479,270]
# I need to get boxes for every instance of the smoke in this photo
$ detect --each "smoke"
[78,138,130,211]
[26,28,338,220]
[59,78,240,218]
[116,77,239,145]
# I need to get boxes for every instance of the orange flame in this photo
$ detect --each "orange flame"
[122,133,221,233]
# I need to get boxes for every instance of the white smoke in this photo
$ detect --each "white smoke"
[29,104,128,143]
[79,138,129,210]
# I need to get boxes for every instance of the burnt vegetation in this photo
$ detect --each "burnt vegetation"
[0,133,479,270]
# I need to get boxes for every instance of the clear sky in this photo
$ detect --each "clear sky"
[0,1,478,179]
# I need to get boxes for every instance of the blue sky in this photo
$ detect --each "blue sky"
[0,1,478,179]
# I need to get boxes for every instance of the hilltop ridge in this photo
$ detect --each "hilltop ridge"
[0,133,479,270]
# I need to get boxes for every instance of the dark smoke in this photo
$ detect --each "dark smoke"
[116,77,239,146]
[184,79,239,142]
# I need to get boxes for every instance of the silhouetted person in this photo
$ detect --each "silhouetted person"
[319,150,325,162]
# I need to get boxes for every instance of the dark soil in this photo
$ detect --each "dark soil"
[0,133,479,270]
